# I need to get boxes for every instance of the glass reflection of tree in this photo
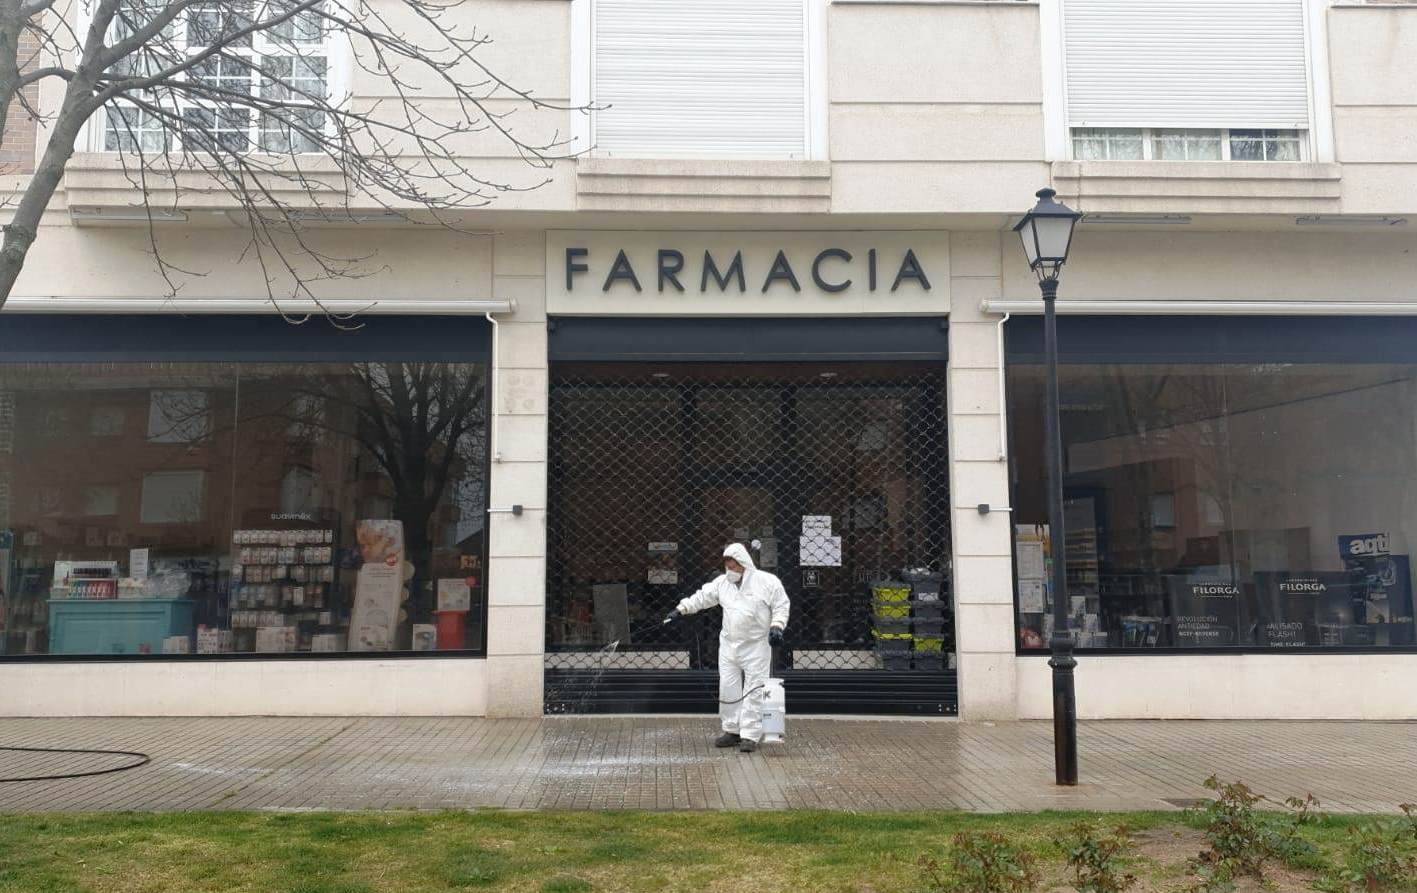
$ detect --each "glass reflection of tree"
[262,363,488,616]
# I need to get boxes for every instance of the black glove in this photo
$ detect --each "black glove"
[663,610,682,626]
[769,627,785,647]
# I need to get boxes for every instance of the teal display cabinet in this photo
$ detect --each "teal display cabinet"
[47,599,195,655]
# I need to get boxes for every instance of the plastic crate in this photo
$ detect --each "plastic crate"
[882,654,913,671]
[873,617,912,635]
[911,600,945,620]
[912,653,944,671]
[872,631,912,652]
[913,635,944,653]
[872,600,910,619]
[901,568,943,584]
[913,618,946,635]
[910,581,943,602]
[870,583,910,603]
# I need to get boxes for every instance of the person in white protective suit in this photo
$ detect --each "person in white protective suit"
[665,543,790,753]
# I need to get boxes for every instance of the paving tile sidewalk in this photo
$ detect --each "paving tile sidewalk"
[1,717,1412,813]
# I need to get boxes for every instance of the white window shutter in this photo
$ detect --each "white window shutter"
[593,0,807,158]
[1063,0,1311,130]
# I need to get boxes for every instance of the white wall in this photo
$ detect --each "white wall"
[483,231,550,717]
[1016,653,1417,720]
[0,658,487,716]
[947,231,1020,721]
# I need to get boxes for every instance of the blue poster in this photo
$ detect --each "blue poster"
[1338,533,1415,645]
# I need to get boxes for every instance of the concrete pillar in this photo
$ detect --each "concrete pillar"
[484,231,549,717]
[947,231,1019,721]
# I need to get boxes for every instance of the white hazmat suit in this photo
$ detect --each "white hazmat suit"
[676,543,791,743]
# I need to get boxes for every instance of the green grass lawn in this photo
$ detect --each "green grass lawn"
[0,810,1404,893]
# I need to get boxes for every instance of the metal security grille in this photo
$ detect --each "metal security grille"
[545,361,956,715]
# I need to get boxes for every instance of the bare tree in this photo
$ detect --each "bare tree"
[0,0,579,308]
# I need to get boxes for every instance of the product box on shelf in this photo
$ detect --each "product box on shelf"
[196,626,235,654]
[231,519,340,653]
[311,632,348,653]
[255,625,298,653]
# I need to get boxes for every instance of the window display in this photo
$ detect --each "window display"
[1009,321,1417,652]
[0,358,489,657]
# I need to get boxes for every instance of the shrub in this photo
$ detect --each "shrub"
[919,831,1039,893]
[1317,821,1417,893]
[1192,776,1271,880]
[1056,822,1136,893]
[1187,776,1324,890]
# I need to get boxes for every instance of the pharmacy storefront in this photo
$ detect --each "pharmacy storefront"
[540,231,959,715]
[7,227,1417,723]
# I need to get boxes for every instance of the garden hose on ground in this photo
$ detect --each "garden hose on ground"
[0,745,151,783]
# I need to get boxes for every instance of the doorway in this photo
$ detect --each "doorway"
[543,324,956,715]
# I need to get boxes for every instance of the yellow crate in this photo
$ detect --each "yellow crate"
[871,601,910,619]
[871,585,910,603]
[913,635,944,652]
[871,630,912,641]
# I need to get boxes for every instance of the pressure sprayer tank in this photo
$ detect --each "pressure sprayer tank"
[760,677,786,743]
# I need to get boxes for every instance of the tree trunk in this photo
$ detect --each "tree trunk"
[0,77,94,303]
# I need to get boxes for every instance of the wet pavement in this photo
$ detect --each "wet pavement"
[0,716,1412,813]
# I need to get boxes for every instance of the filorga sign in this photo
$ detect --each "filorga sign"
[545,231,949,316]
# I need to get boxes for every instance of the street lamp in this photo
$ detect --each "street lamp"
[1013,187,1083,786]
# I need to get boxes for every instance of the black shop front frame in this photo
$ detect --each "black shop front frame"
[544,317,957,716]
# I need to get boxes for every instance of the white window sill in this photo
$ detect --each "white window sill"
[1054,160,1340,179]
[1051,160,1343,214]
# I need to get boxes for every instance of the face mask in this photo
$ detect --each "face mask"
[725,569,743,583]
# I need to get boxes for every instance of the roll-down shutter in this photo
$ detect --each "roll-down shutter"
[1063,0,1310,129]
[592,0,807,157]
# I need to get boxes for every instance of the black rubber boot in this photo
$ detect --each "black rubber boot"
[714,732,741,748]
[738,739,759,753]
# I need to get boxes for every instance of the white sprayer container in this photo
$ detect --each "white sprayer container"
[760,677,786,743]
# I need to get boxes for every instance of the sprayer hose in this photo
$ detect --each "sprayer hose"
[0,745,151,783]
[719,684,766,705]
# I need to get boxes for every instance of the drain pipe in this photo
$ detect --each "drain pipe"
[996,312,1010,462]
[485,311,502,463]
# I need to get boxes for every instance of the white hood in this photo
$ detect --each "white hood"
[722,542,756,573]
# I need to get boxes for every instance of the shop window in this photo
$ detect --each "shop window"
[0,357,489,658]
[1009,349,1417,651]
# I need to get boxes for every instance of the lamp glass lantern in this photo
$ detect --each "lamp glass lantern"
[1013,188,1082,282]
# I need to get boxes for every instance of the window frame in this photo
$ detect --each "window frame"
[84,0,351,156]
[1069,127,1307,162]
[1042,0,1335,164]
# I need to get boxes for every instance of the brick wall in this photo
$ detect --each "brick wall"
[0,27,39,174]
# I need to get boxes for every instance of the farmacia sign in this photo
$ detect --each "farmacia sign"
[564,246,932,294]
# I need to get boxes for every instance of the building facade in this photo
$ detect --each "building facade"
[5,0,1417,721]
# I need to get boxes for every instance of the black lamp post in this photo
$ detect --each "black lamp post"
[1013,187,1083,786]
